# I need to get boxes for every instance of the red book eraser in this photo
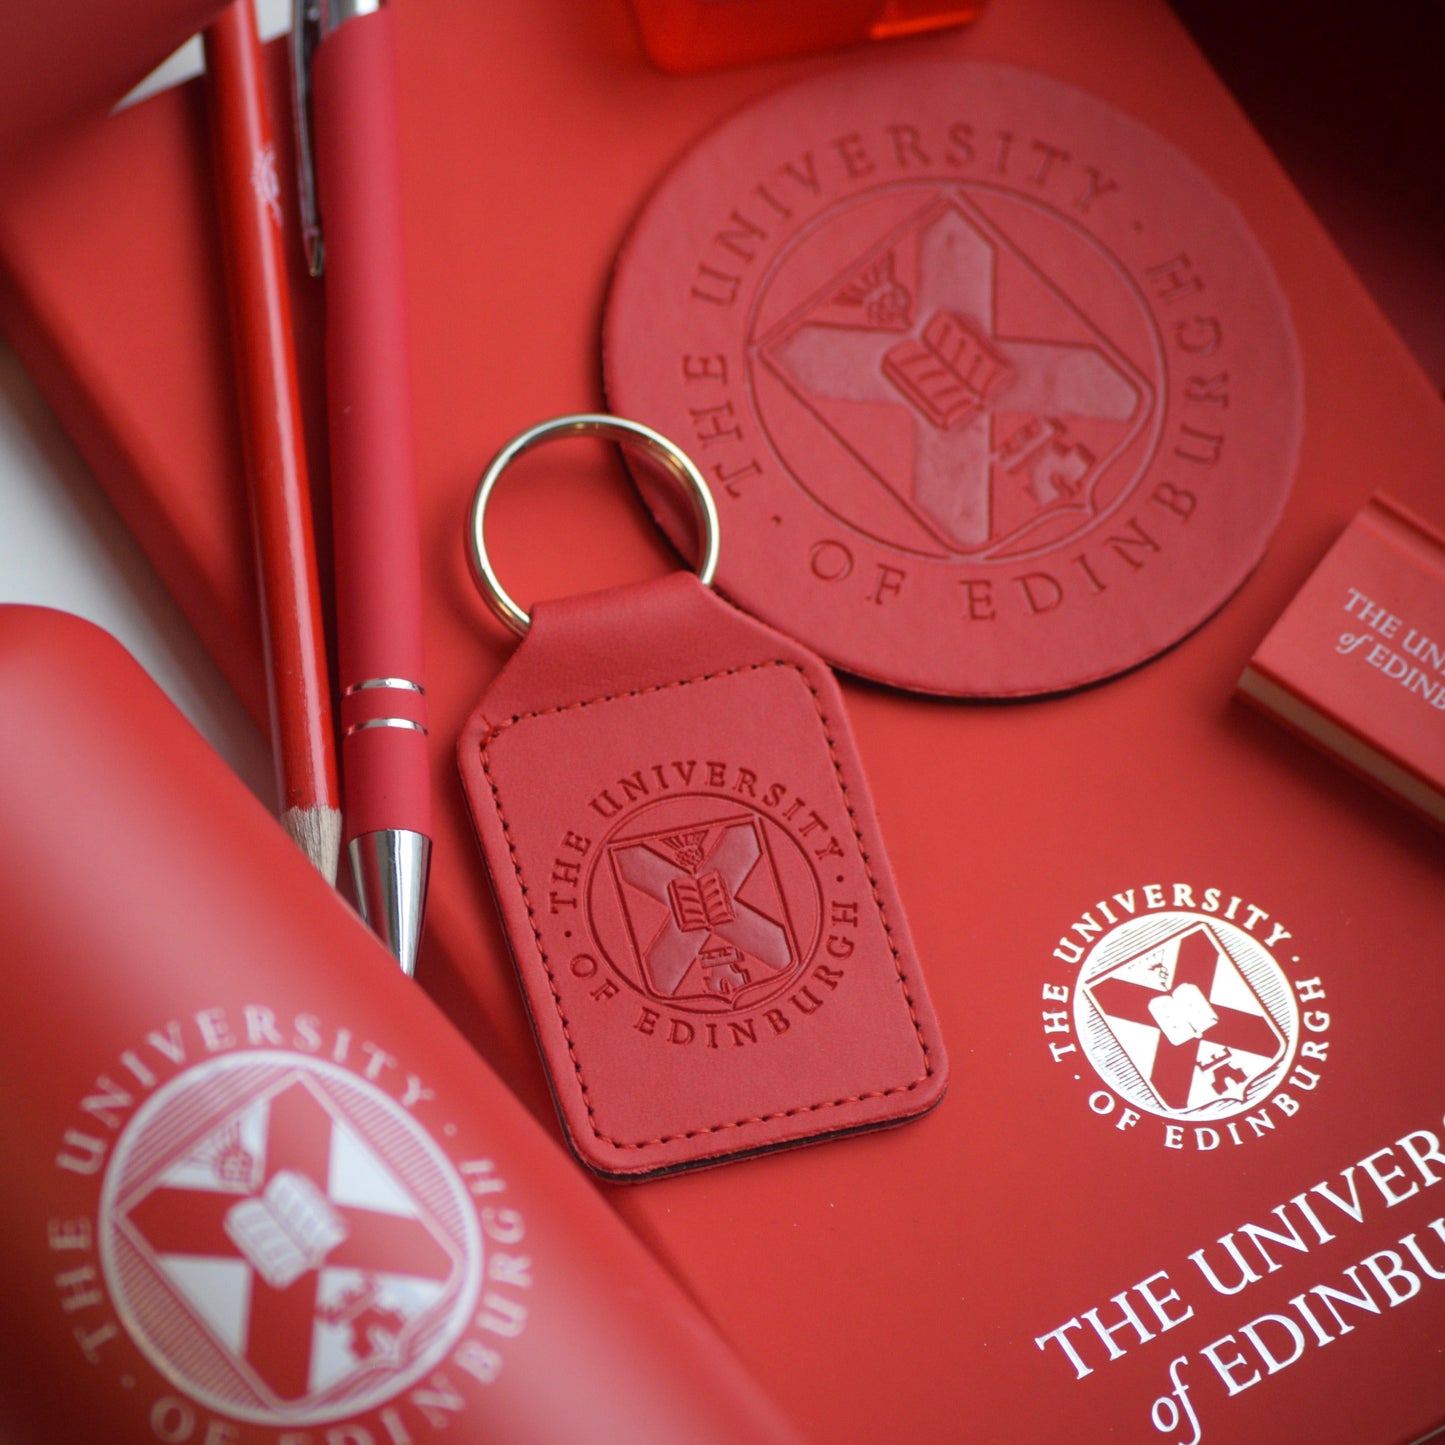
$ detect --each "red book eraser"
[1239,494,1445,829]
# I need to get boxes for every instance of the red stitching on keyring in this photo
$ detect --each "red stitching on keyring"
[476,658,935,1150]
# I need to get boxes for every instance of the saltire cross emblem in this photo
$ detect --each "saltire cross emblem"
[1083,922,1287,1115]
[607,814,801,1007]
[107,1064,473,1421]
[757,193,1153,558]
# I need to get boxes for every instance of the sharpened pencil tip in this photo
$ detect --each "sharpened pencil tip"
[283,804,343,884]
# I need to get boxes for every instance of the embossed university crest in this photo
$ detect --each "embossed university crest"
[757,193,1154,562]
[595,799,818,1015]
[604,58,1303,696]
[457,577,950,1174]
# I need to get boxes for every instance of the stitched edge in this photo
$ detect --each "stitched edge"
[474,659,937,1152]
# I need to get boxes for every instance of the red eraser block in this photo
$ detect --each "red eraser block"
[1238,494,1445,829]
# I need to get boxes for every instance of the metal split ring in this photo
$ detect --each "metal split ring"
[467,413,721,636]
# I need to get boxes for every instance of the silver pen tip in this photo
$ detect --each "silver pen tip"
[348,829,430,975]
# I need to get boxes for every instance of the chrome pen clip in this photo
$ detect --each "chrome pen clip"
[291,0,384,279]
[291,0,325,278]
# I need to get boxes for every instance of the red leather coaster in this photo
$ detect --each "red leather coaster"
[603,58,1303,696]
[457,572,947,1178]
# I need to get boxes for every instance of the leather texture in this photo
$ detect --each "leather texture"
[458,573,948,1177]
[604,58,1303,698]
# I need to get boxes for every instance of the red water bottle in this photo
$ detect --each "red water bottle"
[0,606,801,1445]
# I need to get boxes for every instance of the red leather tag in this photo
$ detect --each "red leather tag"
[457,572,947,1178]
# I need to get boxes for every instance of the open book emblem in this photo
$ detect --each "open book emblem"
[1082,922,1288,1116]
[222,1169,348,1289]
[102,1058,478,1424]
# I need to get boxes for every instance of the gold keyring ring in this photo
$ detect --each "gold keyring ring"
[467,414,721,636]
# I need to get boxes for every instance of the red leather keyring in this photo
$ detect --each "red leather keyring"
[457,416,948,1179]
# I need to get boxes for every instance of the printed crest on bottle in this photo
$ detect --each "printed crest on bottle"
[49,1014,533,1440]
[100,1053,479,1424]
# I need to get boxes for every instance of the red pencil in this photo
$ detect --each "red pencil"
[203,0,341,881]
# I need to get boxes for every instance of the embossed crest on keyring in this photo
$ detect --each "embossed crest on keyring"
[588,795,821,1014]
[457,415,947,1177]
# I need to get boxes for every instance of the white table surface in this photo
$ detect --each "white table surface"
[0,338,276,801]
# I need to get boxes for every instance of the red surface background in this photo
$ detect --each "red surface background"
[0,1,1442,1440]
[1173,0,1445,393]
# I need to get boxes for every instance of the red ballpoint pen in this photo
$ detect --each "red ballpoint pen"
[294,0,431,973]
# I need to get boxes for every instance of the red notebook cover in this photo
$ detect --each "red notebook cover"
[0,0,224,171]
[1240,494,1445,829]
[2,2,1444,1441]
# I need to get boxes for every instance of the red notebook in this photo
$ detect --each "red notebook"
[0,0,223,170]
[2,1,1444,1441]
[1240,494,1445,829]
